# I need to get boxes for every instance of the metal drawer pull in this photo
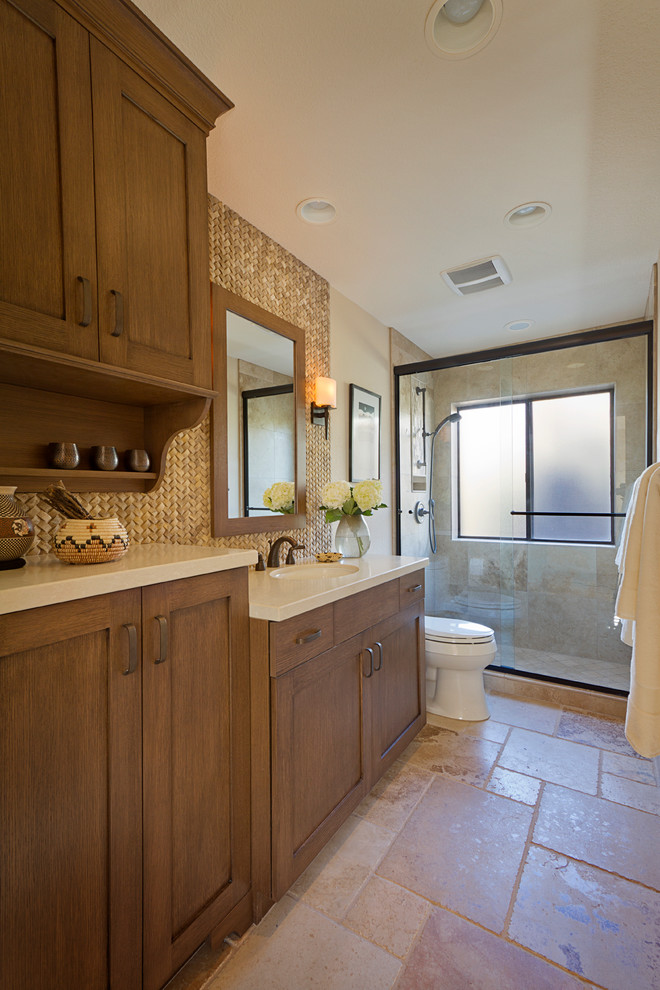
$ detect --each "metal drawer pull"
[110,288,124,337]
[408,584,423,592]
[121,623,138,675]
[154,615,168,664]
[374,641,383,672]
[363,646,374,678]
[295,628,322,645]
[77,275,92,327]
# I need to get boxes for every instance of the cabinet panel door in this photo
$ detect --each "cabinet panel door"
[0,0,98,358]
[142,571,251,990]
[366,603,425,786]
[271,636,367,898]
[0,591,142,990]
[91,39,212,386]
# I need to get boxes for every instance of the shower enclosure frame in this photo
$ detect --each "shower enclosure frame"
[393,319,654,695]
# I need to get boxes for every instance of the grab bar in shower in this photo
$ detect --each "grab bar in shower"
[510,510,625,518]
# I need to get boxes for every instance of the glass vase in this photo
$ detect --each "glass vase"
[335,513,370,558]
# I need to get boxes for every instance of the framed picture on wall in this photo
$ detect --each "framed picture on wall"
[349,384,381,481]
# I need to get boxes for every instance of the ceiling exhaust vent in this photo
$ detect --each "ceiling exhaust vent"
[441,255,512,296]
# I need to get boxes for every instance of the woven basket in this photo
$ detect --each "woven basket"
[53,517,129,565]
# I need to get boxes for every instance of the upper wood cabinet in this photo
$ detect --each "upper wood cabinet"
[0,0,231,388]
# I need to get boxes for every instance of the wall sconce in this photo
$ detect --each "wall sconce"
[311,376,337,439]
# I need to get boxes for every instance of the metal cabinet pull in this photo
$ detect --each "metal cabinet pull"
[373,641,383,672]
[110,289,124,337]
[154,615,168,664]
[407,584,423,593]
[77,275,92,327]
[363,646,374,678]
[295,628,322,645]
[121,623,138,675]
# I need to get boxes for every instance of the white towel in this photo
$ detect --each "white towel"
[615,463,660,757]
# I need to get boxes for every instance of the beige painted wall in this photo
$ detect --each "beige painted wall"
[329,287,393,553]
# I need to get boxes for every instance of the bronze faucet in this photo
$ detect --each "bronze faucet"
[267,536,305,568]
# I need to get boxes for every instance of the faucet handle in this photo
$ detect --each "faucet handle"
[255,552,266,571]
[285,543,305,565]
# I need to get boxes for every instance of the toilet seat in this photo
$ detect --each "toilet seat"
[425,615,494,645]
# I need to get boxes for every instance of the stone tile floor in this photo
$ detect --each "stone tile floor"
[181,691,660,990]
[505,647,630,692]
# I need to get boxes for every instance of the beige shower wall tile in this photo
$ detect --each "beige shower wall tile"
[527,544,598,598]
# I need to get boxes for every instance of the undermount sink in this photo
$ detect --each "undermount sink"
[269,563,360,580]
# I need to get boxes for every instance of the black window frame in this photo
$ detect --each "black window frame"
[455,386,616,545]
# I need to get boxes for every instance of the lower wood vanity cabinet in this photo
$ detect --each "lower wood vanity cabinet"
[0,568,251,990]
[262,571,426,900]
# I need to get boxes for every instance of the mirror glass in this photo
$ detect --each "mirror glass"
[227,312,294,517]
[211,284,306,536]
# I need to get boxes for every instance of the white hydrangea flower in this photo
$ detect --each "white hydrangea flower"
[321,480,352,509]
[352,479,384,512]
[263,481,295,512]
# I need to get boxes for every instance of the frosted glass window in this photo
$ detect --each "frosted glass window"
[458,403,526,539]
[457,389,613,544]
[532,392,612,542]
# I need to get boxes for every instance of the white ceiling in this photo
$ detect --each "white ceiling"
[135,0,660,358]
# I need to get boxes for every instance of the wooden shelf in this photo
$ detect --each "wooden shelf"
[0,341,216,493]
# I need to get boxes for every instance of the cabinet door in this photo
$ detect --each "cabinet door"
[0,0,98,358]
[271,635,367,898]
[0,591,142,990]
[142,571,251,990]
[365,602,425,787]
[90,39,212,387]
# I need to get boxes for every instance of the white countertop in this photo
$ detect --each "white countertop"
[0,544,258,615]
[248,554,429,621]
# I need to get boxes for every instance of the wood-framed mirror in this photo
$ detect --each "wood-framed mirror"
[211,283,306,536]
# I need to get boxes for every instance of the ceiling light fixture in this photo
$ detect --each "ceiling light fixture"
[504,319,534,333]
[296,198,336,225]
[504,202,552,228]
[425,0,502,60]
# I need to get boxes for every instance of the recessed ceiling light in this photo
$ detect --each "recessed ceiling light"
[504,319,534,333]
[504,202,552,228]
[296,198,336,224]
[425,0,502,60]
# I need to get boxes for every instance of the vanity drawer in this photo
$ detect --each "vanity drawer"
[334,579,400,645]
[269,604,335,675]
[399,570,425,608]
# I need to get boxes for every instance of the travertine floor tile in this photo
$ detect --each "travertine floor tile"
[487,693,561,734]
[404,724,501,786]
[509,846,660,990]
[499,728,599,793]
[487,766,542,806]
[601,773,660,816]
[355,761,433,832]
[534,783,660,889]
[426,711,511,744]
[396,905,588,990]
[343,876,431,958]
[556,709,639,756]
[209,896,401,990]
[378,776,533,933]
[602,749,657,785]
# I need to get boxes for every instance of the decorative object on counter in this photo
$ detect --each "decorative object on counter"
[0,486,35,569]
[316,552,343,563]
[91,445,119,471]
[40,483,129,564]
[125,448,151,472]
[47,442,80,470]
[319,479,386,557]
[263,481,295,514]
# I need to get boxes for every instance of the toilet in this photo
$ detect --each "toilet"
[425,616,496,721]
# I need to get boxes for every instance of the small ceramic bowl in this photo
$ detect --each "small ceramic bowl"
[315,552,343,563]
